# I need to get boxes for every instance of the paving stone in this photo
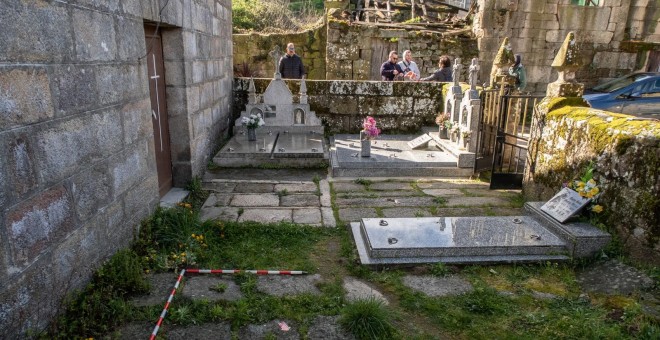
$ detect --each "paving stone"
[335,196,436,207]
[256,274,322,296]
[445,196,512,207]
[332,182,367,192]
[165,323,232,340]
[382,207,432,218]
[369,182,414,190]
[232,183,274,193]
[293,208,322,225]
[130,273,180,307]
[200,206,240,222]
[402,275,473,297]
[432,207,522,217]
[239,208,292,223]
[338,208,379,224]
[321,207,336,228]
[181,276,243,302]
[307,315,356,340]
[203,181,236,193]
[531,291,559,300]
[416,181,488,189]
[336,190,420,198]
[460,188,520,197]
[274,183,317,192]
[201,193,232,209]
[280,194,320,207]
[421,188,464,196]
[238,320,300,340]
[343,277,389,305]
[231,194,280,206]
[576,260,654,295]
[319,179,332,207]
[109,322,154,339]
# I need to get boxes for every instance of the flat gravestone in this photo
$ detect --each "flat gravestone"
[540,187,591,223]
[407,133,432,149]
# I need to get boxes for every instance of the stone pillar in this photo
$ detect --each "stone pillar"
[459,58,481,153]
[444,58,463,129]
[490,37,516,89]
[524,31,588,199]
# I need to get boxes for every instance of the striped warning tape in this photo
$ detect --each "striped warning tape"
[149,268,306,339]
[150,269,186,340]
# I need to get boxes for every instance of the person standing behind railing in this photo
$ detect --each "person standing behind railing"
[398,50,421,81]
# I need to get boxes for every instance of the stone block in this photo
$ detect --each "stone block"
[0,2,73,63]
[117,16,144,61]
[593,51,619,69]
[96,64,144,106]
[166,86,189,116]
[325,95,359,115]
[274,183,317,193]
[160,0,184,27]
[582,30,614,44]
[327,44,360,60]
[6,186,75,267]
[292,208,322,225]
[36,107,123,183]
[4,132,39,199]
[122,98,152,146]
[0,67,54,130]
[70,163,112,221]
[182,31,198,59]
[617,53,637,70]
[186,85,201,113]
[122,173,158,217]
[121,0,143,17]
[281,194,321,207]
[525,65,553,84]
[72,8,116,61]
[52,64,99,115]
[238,208,292,223]
[111,146,151,198]
[358,96,413,116]
[231,194,279,206]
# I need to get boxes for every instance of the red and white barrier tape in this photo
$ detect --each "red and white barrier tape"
[149,268,306,339]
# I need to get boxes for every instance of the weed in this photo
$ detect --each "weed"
[340,298,396,339]
[237,207,245,217]
[459,188,479,197]
[430,263,451,277]
[186,176,209,209]
[354,178,373,187]
[375,207,384,218]
[210,283,228,293]
[414,211,425,217]
[312,174,321,185]
[509,193,526,208]
[428,206,438,215]
[277,189,289,197]
[433,196,448,205]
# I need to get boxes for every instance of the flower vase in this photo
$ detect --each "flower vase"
[462,138,469,149]
[360,130,371,157]
[247,128,257,141]
[439,128,448,139]
[449,132,456,142]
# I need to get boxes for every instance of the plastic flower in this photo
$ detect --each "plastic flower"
[435,112,450,126]
[591,205,603,213]
[362,116,381,139]
[241,113,265,129]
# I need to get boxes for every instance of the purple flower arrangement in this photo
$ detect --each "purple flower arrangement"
[362,116,381,140]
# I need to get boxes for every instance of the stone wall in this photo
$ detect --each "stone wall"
[473,0,660,93]
[524,98,660,264]
[0,0,233,335]
[234,78,449,133]
[233,28,328,79]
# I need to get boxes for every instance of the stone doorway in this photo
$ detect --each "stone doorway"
[144,25,173,197]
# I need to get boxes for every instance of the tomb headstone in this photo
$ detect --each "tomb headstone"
[407,134,432,150]
[540,187,591,223]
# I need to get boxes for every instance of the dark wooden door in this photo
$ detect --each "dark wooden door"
[647,51,660,72]
[145,25,173,197]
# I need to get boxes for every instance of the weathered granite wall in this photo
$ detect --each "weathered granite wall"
[233,28,327,79]
[473,0,660,93]
[524,98,660,264]
[233,78,449,133]
[0,0,233,335]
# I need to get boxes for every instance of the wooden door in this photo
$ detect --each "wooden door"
[144,25,173,197]
[370,39,397,80]
[647,51,660,72]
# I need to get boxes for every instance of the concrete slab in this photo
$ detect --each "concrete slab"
[421,188,464,196]
[230,194,280,207]
[130,273,179,307]
[343,277,389,305]
[334,196,437,208]
[445,196,513,207]
[293,208,322,225]
[331,182,367,192]
[159,187,189,208]
[321,207,336,228]
[165,323,232,340]
[181,276,243,302]
[200,207,240,222]
[402,275,473,297]
[416,181,489,189]
[338,208,379,224]
[256,274,322,296]
[361,217,566,258]
[202,181,237,193]
[201,193,232,209]
[369,182,414,191]
[238,320,300,340]
[319,180,332,207]
[232,183,274,193]
[382,208,433,218]
[280,194,320,207]
[307,315,356,340]
[272,132,325,158]
[274,183,317,193]
[239,208,292,223]
[576,260,654,295]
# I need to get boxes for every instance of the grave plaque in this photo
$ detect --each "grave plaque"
[407,134,432,150]
[540,187,591,223]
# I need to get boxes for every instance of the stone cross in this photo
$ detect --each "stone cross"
[269,46,283,79]
[469,58,479,90]
[452,58,462,86]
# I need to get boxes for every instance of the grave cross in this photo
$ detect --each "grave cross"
[269,46,283,78]
[452,58,462,86]
[469,58,480,90]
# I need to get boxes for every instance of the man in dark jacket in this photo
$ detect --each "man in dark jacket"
[380,51,404,81]
[420,55,452,82]
[279,43,305,79]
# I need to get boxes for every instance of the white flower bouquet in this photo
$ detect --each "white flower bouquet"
[241,113,265,129]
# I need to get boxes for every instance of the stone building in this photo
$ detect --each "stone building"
[0,0,233,335]
[473,0,660,92]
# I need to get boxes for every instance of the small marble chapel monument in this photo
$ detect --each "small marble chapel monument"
[214,46,327,167]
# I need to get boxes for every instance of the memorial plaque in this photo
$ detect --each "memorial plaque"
[407,134,432,150]
[540,187,591,223]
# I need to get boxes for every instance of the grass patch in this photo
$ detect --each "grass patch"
[354,178,373,188]
[509,192,526,208]
[432,196,448,206]
[375,207,384,218]
[276,189,289,197]
[340,298,396,339]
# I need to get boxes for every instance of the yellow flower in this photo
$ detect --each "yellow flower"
[592,205,603,213]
